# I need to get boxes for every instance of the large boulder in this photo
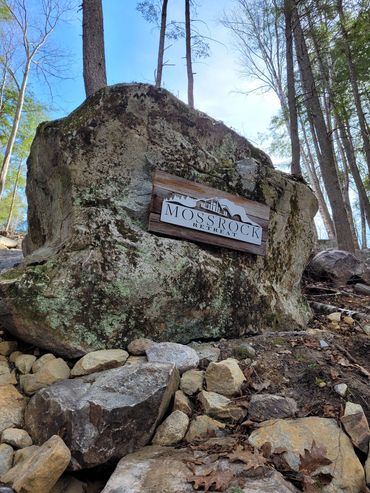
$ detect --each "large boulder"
[307,249,369,286]
[0,84,317,357]
[24,362,179,469]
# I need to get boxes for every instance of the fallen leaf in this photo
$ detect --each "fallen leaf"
[322,404,337,418]
[299,440,332,476]
[188,469,234,492]
[228,446,267,470]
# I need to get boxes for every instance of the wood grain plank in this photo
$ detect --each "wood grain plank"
[153,170,270,220]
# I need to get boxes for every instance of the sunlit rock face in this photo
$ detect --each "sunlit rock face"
[0,83,317,357]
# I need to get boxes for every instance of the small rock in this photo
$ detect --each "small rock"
[0,443,14,476]
[1,428,33,449]
[1,435,71,493]
[0,370,17,386]
[363,325,370,336]
[13,445,40,466]
[341,401,370,453]
[0,236,17,249]
[232,342,256,359]
[71,349,129,377]
[319,339,329,349]
[343,315,355,326]
[205,358,245,396]
[185,415,225,442]
[327,312,341,322]
[173,390,192,416]
[146,342,199,374]
[50,475,86,493]
[318,381,327,388]
[0,359,10,375]
[20,358,70,395]
[0,342,17,357]
[127,338,154,356]
[125,355,147,365]
[334,383,348,397]
[197,390,246,421]
[354,283,370,296]
[248,394,297,422]
[152,410,189,446]
[32,353,56,373]
[180,369,204,395]
[0,385,26,433]
[14,354,37,375]
[188,342,220,366]
[8,352,22,364]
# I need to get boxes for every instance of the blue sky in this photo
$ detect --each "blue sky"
[33,0,281,149]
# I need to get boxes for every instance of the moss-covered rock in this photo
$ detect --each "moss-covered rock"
[0,84,317,357]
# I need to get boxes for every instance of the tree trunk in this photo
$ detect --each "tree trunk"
[292,1,355,252]
[337,0,370,177]
[360,199,367,249]
[155,0,169,88]
[185,0,194,108]
[83,0,107,98]
[284,0,301,176]
[300,119,336,240]
[5,160,22,233]
[0,60,30,199]
[337,114,370,229]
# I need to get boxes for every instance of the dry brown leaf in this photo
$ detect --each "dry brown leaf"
[322,404,337,418]
[228,445,267,470]
[188,469,234,492]
[299,440,332,476]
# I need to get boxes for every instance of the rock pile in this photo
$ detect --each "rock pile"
[0,332,368,493]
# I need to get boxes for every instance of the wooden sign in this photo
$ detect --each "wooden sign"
[148,171,270,255]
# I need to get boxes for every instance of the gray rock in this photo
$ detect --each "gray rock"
[0,249,22,273]
[0,84,317,358]
[188,342,220,365]
[341,401,370,453]
[308,249,368,287]
[25,363,179,469]
[146,343,199,374]
[334,383,348,397]
[0,488,15,493]
[0,443,14,476]
[354,283,370,295]
[248,394,297,422]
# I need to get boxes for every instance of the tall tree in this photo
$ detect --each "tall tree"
[0,0,70,199]
[156,0,169,88]
[337,0,370,177]
[284,0,301,175]
[185,0,194,108]
[82,0,107,97]
[292,0,355,251]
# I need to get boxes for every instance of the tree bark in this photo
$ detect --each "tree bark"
[0,60,30,199]
[300,118,336,240]
[83,0,107,98]
[337,0,370,177]
[5,160,22,233]
[185,0,194,108]
[284,0,301,176]
[155,0,169,88]
[292,1,355,252]
[360,199,367,249]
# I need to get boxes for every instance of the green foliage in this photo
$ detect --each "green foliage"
[0,91,47,231]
